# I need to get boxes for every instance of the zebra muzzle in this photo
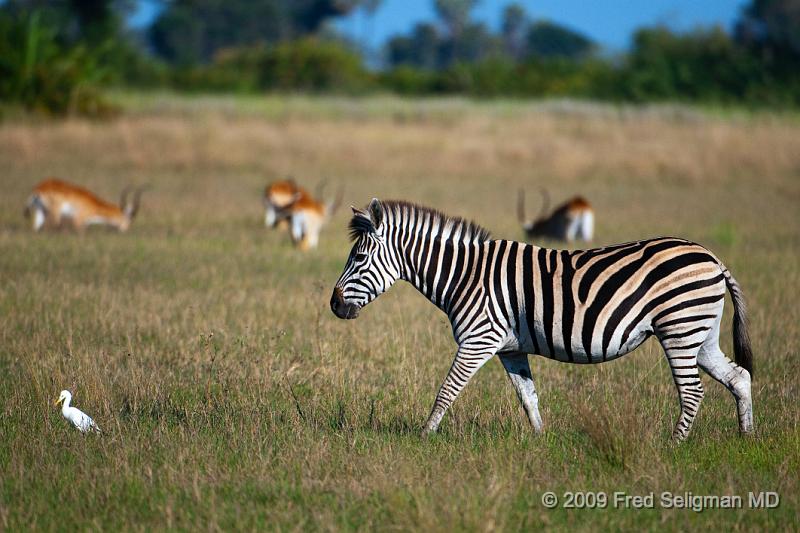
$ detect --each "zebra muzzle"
[330,287,360,319]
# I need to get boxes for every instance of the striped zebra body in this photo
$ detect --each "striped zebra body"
[331,199,754,441]
[468,238,723,363]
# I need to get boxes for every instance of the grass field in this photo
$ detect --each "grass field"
[1,95,798,531]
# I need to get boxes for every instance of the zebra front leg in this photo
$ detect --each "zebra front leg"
[499,353,544,433]
[423,347,495,435]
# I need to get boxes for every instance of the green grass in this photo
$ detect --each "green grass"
[0,95,798,530]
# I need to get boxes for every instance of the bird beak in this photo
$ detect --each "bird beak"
[54,397,62,406]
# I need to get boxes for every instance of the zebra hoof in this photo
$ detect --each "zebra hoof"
[671,431,689,443]
[421,426,438,438]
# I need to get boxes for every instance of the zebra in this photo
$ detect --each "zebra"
[330,199,754,441]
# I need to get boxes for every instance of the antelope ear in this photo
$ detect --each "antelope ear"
[368,198,383,229]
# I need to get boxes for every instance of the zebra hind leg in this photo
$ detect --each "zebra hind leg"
[697,327,754,435]
[661,341,705,442]
[423,346,496,435]
[499,353,544,433]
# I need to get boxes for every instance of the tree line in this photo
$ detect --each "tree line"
[1,0,798,115]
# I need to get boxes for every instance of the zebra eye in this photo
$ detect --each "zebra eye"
[354,253,368,262]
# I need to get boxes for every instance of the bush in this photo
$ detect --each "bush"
[378,66,441,95]
[515,58,618,98]
[617,26,800,106]
[379,58,619,99]
[0,11,117,117]
[257,38,372,93]
[167,38,373,94]
[439,59,517,96]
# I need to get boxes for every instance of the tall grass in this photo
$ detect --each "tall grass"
[0,96,798,530]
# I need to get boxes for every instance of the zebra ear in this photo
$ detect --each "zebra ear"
[351,206,371,222]
[368,198,383,229]
[348,204,375,239]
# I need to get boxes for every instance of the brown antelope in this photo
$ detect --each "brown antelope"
[25,178,146,232]
[263,179,310,230]
[263,178,342,250]
[518,189,594,242]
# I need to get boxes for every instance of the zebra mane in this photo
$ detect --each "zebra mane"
[348,200,491,244]
[348,212,377,240]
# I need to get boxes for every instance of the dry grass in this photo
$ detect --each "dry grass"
[0,95,798,530]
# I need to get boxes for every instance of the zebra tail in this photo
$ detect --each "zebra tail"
[722,265,753,377]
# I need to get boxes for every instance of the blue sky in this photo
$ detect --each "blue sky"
[131,0,748,52]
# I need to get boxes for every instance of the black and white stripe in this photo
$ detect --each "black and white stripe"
[331,200,754,440]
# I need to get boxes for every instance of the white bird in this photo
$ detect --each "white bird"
[54,390,100,433]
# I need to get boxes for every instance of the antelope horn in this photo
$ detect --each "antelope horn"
[127,184,150,220]
[119,185,133,209]
[538,188,551,219]
[327,185,344,217]
[315,179,328,201]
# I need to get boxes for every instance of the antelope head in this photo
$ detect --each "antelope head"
[119,185,148,231]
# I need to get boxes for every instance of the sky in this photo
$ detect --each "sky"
[131,0,749,53]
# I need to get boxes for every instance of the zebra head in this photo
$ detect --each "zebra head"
[331,199,400,320]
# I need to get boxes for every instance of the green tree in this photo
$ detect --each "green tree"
[290,0,360,35]
[386,22,441,69]
[432,1,498,67]
[149,0,362,64]
[736,0,800,57]
[621,27,760,103]
[448,22,500,64]
[434,0,478,37]
[171,37,371,93]
[0,10,116,115]
[526,20,594,59]
[1,0,131,45]
[501,2,528,60]
[150,1,288,65]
